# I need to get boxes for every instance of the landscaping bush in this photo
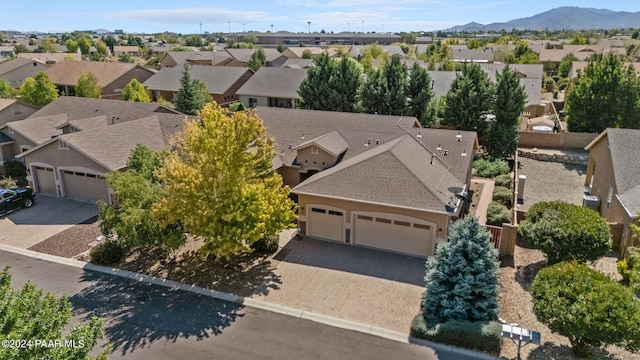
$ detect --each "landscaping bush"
[486,201,511,226]
[531,261,640,357]
[3,159,26,179]
[472,158,510,178]
[410,314,502,355]
[0,177,17,189]
[518,201,611,264]
[250,235,279,254]
[494,173,512,189]
[617,247,640,295]
[89,240,126,266]
[492,186,513,208]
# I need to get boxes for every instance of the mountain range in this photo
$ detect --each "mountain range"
[445,7,640,32]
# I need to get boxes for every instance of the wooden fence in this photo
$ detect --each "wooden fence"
[484,224,502,251]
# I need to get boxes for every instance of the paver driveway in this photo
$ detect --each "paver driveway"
[252,237,426,333]
[0,195,98,248]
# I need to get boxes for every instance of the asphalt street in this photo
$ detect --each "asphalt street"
[0,250,477,360]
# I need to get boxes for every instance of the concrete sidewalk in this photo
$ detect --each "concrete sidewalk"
[471,178,495,225]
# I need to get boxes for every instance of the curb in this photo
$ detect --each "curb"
[0,243,497,360]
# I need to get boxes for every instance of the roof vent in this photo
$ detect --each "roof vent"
[416,131,422,138]
[288,144,292,149]
[436,144,442,151]
[367,139,371,145]
[375,139,379,145]
[456,132,462,141]
[280,151,285,157]
[301,134,305,140]
[430,154,435,165]
[364,143,368,148]
[461,151,467,157]
[444,150,448,156]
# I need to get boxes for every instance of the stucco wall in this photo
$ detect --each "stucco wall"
[518,131,598,149]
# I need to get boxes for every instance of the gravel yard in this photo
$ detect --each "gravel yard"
[516,156,588,212]
[28,216,101,257]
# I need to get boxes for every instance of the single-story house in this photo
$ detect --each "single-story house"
[0,97,180,166]
[224,48,287,67]
[236,67,307,108]
[0,57,51,88]
[17,52,82,64]
[0,46,15,58]
[158,51,232,68]
[44,61,156,99]
[585,128,640,256]
[281,47,336,59]
[0,99,38,127]
[255,107,479,257]
[113,45,139,57]
[143,65,253,105]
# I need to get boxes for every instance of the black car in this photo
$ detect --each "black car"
[0,188,35,216]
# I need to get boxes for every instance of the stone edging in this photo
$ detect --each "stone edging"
[0,243,497,360]
[517,148,588,166]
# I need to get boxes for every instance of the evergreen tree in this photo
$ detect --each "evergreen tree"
[247,47,267,72]
[75,72,102,98]
[485,65,527,158]
[406,62,434,126]
[566,53,640,132]
[442,63,494,139]
[19,72,58,107]
[173,64,206,115]
[361,55,408,116]
[333,55,362,113]
[422,216,500,323]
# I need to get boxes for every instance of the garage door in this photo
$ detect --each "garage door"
[307,206,344,242]
[62,170,109,203]
[353,213,434,256]
[33,166,56,196]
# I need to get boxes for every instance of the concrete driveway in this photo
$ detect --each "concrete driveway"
[0,195,99,248]
[252,237,426,334]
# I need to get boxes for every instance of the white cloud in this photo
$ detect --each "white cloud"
[106,7,278,25]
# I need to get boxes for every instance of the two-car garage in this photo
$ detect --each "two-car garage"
[31,165,110,204]
[305,205,436,257]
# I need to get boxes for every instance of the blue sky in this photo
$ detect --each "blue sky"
[3,1,638,34]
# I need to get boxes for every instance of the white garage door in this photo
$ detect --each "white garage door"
[62,170,109,203]
[33,166,56,196]
[307,206,344,242]
[353,213,435,257]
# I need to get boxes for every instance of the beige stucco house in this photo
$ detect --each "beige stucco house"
[585,128,640,255]
[256,107,478,257]
[0,57,51,88]
[236,68,307,108]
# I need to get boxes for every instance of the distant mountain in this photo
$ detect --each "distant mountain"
[445,7,640,32]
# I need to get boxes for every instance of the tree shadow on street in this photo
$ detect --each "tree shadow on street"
[527,341,617,360]
[70,269,244,356]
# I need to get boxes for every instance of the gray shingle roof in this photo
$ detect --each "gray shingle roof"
[163,51,232,66]
[8,113,68,144]
[44,61,149,87]
[225,48,283,63]
[0,57,46,76]
[293,134,470,214]
[30,97,180,122]
[236,68,307,98]
[293,130,349,157]
[143,65,252,94]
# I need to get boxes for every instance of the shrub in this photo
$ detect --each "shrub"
[410,314,502,355]
[473,158,510,178]
[494,173,512,189]
[518,201,611,264]
[0,177,17,189]
[250,235,279,254]
[3,159,26,179]
[89,240,126,266]
[492,186,513,208]
[617,247,640,294]
[531,261,640,357]
[486,201,511,226]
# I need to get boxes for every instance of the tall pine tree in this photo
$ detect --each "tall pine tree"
[485,65,526,158]
[422,216,500,323]
[174,64,206,115]
[406,62,434,126]
[361,55,408,116]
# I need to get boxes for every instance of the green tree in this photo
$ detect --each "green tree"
[466,38,482,49]
[484,65,526,158]
[75,72,102,98]
[518,201,611,264]
[19,72,58,107]
[406,62,434,126]
[361,55,408,116]
[531,261,640,357]
[298,53,362,113]
[13,44,30,54]
[566,53,640,132]
[121,79,150,102]
[173,64,206,115]
[98,145,186,252]
[0,78,17,99]
[0,267,110,360]
[276,44,286,53]
[569,34,587,45]
[152,103,297,258]
[301,49,313,59]
[558,53,579,78]
[247,47,266,72]
[65,38,79,53]
[118,52,134,63]
[422,216,500,323]
[38,39,58,53]
[401,32,417,44]
[243,35,259,44]
[184,35,203,47]
[442,63,494,138]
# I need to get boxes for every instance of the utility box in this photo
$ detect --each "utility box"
[583,195,600,211]
[517,175,526,201]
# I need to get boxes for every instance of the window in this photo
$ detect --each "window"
[394,220,410,227]
[311,145,319,154]
[357,215,373,221]
[413,223,431,230]
[607,186,613,209]
[8,128,14,134]
[375,218,391,224]
[249,98,257,108]
[311,207,326,214]
[58,141,69,150]
[328,210,343,216]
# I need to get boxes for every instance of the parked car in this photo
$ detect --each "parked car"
[0,188,35,216]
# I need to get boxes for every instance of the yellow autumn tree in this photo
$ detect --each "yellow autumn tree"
[153,103,296,257]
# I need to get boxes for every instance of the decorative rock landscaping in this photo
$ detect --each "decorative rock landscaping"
[518,147,589,166]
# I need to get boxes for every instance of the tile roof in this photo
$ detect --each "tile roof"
[44,61,150,87]
[143,65,252,94]
[293,134,470,214]
[236,67,307,98]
